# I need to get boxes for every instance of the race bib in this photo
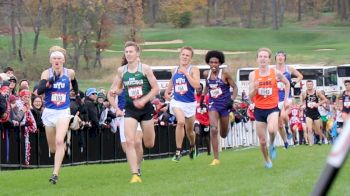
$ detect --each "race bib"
[51,92,66,106]
[307,102,316,108]
[128,86,143,99]
[258,88,272,96]
[277,82,285,90]
[210,88,223,98]
[344,101,350,108]
[175,83,188,94]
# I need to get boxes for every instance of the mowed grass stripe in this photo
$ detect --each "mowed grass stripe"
[0,145,349,195]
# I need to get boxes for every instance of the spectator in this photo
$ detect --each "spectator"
[19,79,30,91]
[31,96,44,132]
[3,66,14,77]
[84,88,99,136]
[8,75,17,95]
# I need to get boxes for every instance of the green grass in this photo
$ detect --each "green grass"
[0,145,349,195]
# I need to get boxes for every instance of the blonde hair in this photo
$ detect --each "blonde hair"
[124,41,141,52]
[257,47,272,58]
[180,46,194,57]
[49,46,66,58]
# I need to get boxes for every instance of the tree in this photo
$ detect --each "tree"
[278,0,286,27]
[9,1,16,57]
[272,0,278,30]
[261,0,268,25]
[125,0,144,42]
[24,0,43,55]
[161,0,206,28]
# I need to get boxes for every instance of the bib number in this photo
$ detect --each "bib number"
[210,88,223,98]
[307,102,316,108]
[344,101,350,108]
[51,92,66,106]
[258,88,272,97]
[175,83,188,94]
[128,86,143,99]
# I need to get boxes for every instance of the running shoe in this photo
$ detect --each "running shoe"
[189,146,197,159]
[129,174,142,183]
[209,159,220,166]
[49,174,58,185]
[172,154,181,162]
[284,142,289,149]
[269,145,277,160]
[264,161,273,169]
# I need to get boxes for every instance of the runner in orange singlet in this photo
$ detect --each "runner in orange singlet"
[249,48,290,169]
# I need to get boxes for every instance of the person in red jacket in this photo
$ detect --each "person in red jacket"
[194,83,210,155]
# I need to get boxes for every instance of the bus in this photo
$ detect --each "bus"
[152,64,228,94]
[236,67,256,98]
[292,64,326,95]
[337,64,350,92]
[324,66,338,96]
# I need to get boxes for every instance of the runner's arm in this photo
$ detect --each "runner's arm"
[289,66,303,86]
[186,66,201,89]
[224,68,238,100]
[141,64,160,103]
[164,68,175,101]
[248,71,257,100]
[276,69,290,102]
[317,91,328,107]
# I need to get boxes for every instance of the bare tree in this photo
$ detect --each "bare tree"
[278,0,286,27]
[337,0,348,21]
[272,0,278,30]
[16,0,24,61]
[261,0,268,25]
[32,0,43,55]
[61,2,69,49]
[247,0,254,28]
[298,0,302,21]
[10,1,16,57]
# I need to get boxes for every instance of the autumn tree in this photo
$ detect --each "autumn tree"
[161,0,207,28]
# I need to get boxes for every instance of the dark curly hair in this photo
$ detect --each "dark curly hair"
[205,50,225,64]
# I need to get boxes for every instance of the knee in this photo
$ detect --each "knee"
[177,119,185,127]
[210,125,218,135]
[126,138,135,148]
[55,139,65,149]
[259,138,267,147]
[220,129,228,138]
[135,139,143,148]
[144,140,154,148]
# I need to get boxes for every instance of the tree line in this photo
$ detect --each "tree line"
[0,0,349,72]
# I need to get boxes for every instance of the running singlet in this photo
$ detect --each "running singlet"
[44,68,70,110]
[172,65,195,103]
[305,91,319,112]
[277,65,292,101]
[252,68,278,109]
[342,91,350,113]
[206,69,231,104]
[122,63,151,105]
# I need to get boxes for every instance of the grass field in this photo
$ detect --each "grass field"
[0,145,349,195]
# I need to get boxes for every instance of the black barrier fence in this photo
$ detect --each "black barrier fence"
[0,125,204,170]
